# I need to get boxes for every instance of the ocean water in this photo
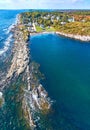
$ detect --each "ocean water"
[0,10,27,56]
[30,33,90,130]
[1,10,90,130]
[0,10,30,130]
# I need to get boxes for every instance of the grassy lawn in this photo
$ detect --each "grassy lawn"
[36,26,56,33]
[36,26,43,32]
[46,27,56,32]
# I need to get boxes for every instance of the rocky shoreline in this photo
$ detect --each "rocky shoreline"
[2,12,89,129]
[0,14,51,129]
[31,31,90,42]
[56,32,90,42]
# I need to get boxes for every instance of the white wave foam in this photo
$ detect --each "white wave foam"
[0,92,3,98]
[0,14,19,56]
[6,24,15,34]
[3,28,8,31]
[6,14,19,34]
[15,14,19,24]
[0,34,12,56]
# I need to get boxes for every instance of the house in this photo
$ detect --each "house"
[28,27,34,31]
[40,24,45,29]
[34,22,38,26]
[43,16,49,20]
[68,17,75,22]
[47,14,50,18]
[28,22,33,27]
[61,22,66,25]
[56,16,60,21]
[82,19,86,22]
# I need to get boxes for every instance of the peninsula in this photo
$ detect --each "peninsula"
[1,10,90,130]
[0,13,51,129]
[21,10,90,41]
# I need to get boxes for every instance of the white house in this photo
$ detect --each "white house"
[56,16,60,21]
[68,17,75,22]
[61,22,66,25]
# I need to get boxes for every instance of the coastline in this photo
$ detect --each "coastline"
[0,14,51,129]
[31,31,90,42]
[0,13,19,57]
[1,11,90,129]
[56,32,90,42]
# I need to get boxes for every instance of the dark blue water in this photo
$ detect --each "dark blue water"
[1,10,90,130]
[30,33,90,130]
[0,10,28,56]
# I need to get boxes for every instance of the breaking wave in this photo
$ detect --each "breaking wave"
[6,14,18,34]
[0,34,12,56]
[0,14,19,56]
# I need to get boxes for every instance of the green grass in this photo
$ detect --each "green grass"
[36,26,56,33]
[54,22,90,36]
[36,26,43,32]
[46,27,56,32]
